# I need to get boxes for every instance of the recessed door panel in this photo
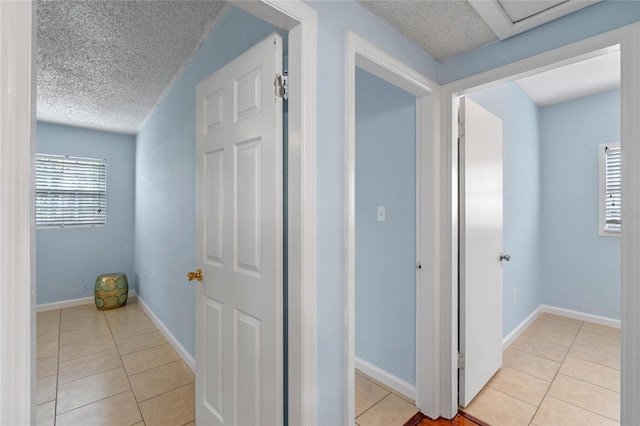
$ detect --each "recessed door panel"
[234,67,261,123]
[205,149,224,266]
[234,309,262,426]
[204,90,224,133]
[203,298,224,422]
[234,138,262,277]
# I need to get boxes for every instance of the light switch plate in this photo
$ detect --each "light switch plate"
[377,206,386,222]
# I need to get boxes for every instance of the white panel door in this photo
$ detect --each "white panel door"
[195,33,283,426]
[459,96,504,408]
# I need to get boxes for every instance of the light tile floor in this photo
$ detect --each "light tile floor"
[355,370,419,425]
[36,300,195,426]
[463,312,620,426]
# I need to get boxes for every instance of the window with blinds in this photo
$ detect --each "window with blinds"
[35,154,107,227]
[599,143,621,236]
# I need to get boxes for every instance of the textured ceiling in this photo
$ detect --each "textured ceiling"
[357,0,498,61]
[37,0,227,134]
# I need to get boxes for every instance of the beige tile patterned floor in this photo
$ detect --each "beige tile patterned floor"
[355,370,419,425]
[463,313,621,426]
[36,300,195,426]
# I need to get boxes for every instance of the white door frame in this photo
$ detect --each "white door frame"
[0,1,37,424]
[0,1,318,425]
[438,23,640,423]
[345,31,440,423]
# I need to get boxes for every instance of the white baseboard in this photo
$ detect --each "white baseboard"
[502,304,621,348]
[36,295,94,312]
[36,290,139,312]
[355,356,415,401]
[540,304,621,329]
[137,295,196,373]
[502,305,543,349]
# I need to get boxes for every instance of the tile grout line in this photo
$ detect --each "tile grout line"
[547,374,621,421]
[546,320,621,423]
[526,321,623,424]
[115,330,168,357]
[54,308,62,426]
[55,308,116,419]
[479,385,538,410]
[540,394,621,423]
[104,304,147,425]
[57,364,123,387]
[121,343,183,376]
[476,316,620,426]
[526,320,582,424]
[357,369,416,405]
[136,380,196,406]
[55,389,132,418]
[106,303,196,423]
[510,334,572,362]
[51,305,148,422]
[485,380,547,408]
[554,371,621,394]
[355,390,392,422]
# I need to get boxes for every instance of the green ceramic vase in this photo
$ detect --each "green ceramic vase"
[94,273,128,310]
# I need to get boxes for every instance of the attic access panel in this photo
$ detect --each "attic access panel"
[469,0,600,40]
[499,0,566,23]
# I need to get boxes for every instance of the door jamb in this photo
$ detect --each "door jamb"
[229,2,318,424]
[438,22,640,422]
[0,2,36,424]
[345,31,441,424]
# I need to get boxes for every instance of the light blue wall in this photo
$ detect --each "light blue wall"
[134,7,283,357]
[467,83,542,338]
[540,89,621,319]
[440,1,640,84]
[306,2,440,422]
[36,122,135,305]
[355,68,416,384]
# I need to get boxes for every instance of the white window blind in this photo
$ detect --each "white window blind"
[35,154,107,227]
[604,145,621,232]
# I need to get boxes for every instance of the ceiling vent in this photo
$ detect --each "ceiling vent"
[469,0,600,40]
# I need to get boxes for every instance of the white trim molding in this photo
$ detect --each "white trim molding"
[502,305,621,350]
[345,31,440,424]
[355,357,415,401]
[215,2,318,424]
[502,306,543,349]
[619,23,640,426]
[36,291,139,313]
[37,296,95,312]
[541,305,621,329]
[137,295,195,372]
[440,22,640,422]
[0,2,36,425]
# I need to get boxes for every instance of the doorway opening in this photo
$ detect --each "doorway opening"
[3,1,318,424]
[345,32,439,424]
[352,64,420,424]
[456,46,622,425]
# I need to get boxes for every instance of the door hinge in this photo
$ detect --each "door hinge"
[274,70,288,100]
[458,123,465,138]
[457,352,465,369]
[416,261,422,270]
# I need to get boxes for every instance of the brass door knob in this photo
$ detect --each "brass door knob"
[187,269,203,281]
